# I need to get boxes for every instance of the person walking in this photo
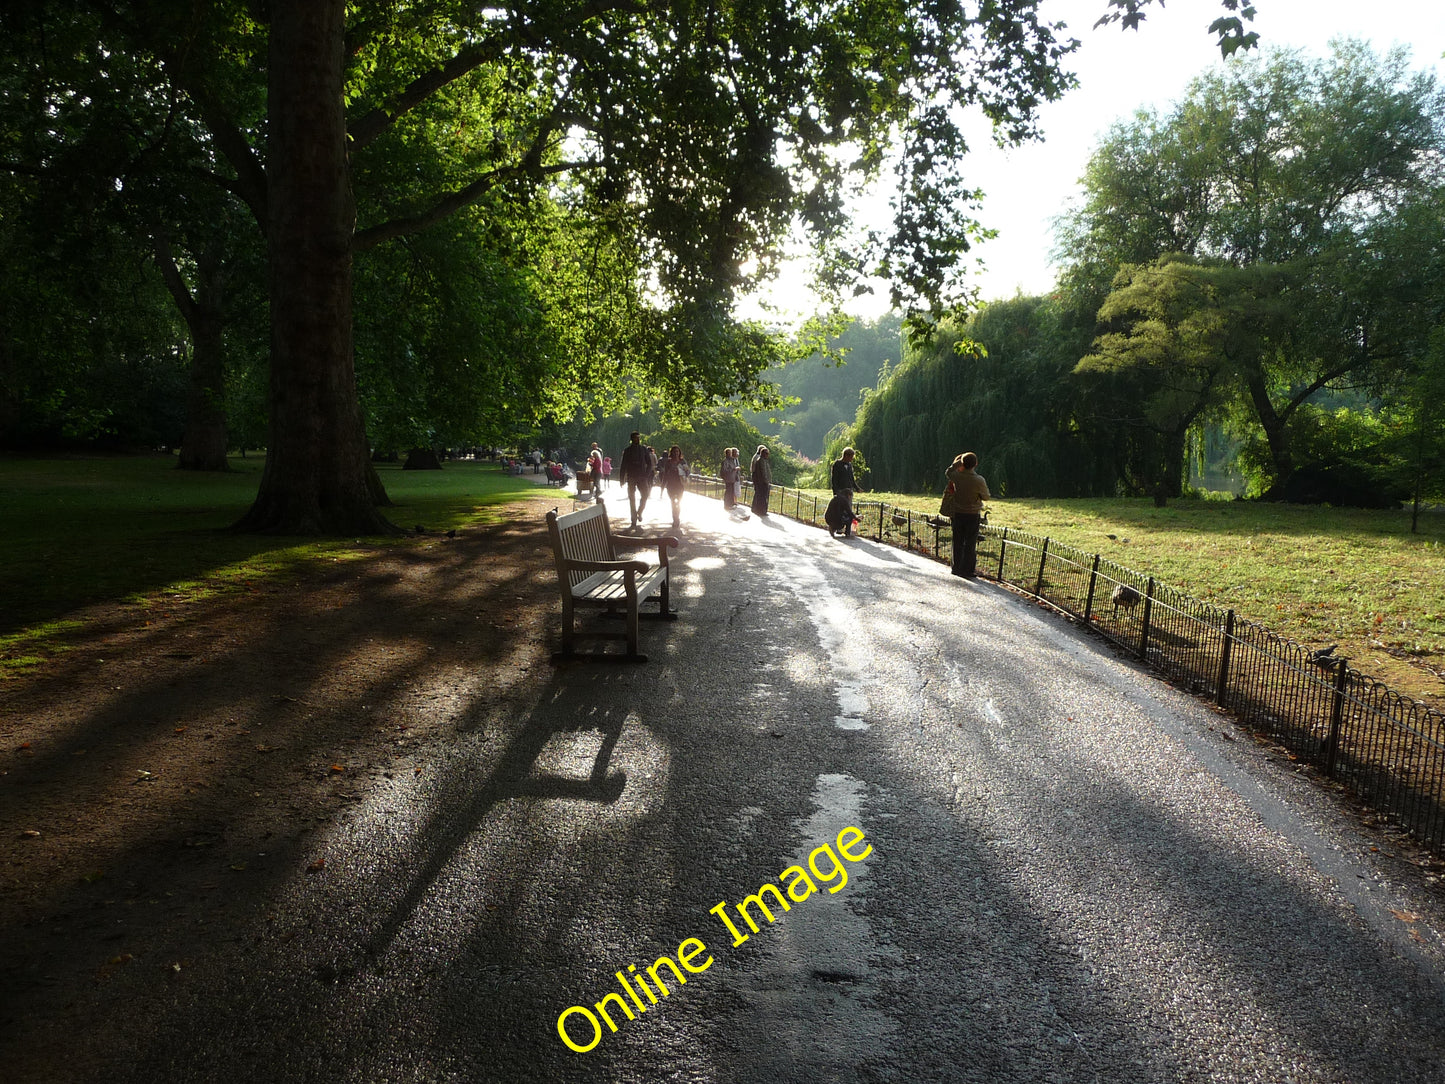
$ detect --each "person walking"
[943,451,991,579]
[587,443,604,496]
[647,446,662,502]
[750,445,772,517]
[720,448,741,509]
[827,446,858,537]
[660,445,691,528]
[619,432,654,527]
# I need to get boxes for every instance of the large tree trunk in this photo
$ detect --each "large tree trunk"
[176,255,230,472]
[1244,370,1295,488]
[1153,425,1191,507]
[176,317,230,471]
[234,1,394,534]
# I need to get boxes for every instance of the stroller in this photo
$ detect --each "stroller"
[824,492,857,537]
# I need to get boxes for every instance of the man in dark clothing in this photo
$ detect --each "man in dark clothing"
[829,447,858,537]
[618,431,654,528]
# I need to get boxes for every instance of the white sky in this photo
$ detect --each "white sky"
[744,0,1445,322]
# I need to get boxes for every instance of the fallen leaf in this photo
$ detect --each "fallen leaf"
[329,764,344,773]
[256,744,276,753]
[1390,909,1420,923]
[306,857,326,873]
[174,726,188,734]
[20,829,40,839]
[107,954,134,966]
[230,863,247,872]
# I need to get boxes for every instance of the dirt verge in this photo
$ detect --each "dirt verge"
[0,510,557,1074]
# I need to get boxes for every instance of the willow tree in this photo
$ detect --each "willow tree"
[851,295,1110,496]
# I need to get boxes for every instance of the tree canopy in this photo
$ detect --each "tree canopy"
[849,295,1117,497]
[3,0,1096,531]
[2,0,1271,529]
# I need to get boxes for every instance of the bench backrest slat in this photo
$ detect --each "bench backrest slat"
[547,502,618,589]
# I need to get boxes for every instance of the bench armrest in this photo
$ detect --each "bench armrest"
[612,533,679,567]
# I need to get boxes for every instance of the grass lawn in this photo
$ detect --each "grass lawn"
[797,485,1445,709]
[0,454,550,677]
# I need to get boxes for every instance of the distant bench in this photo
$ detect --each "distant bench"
[545,502,679,663]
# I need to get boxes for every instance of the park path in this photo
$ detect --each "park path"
[14,483,1445,1083]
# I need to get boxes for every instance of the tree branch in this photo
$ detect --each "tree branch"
[354,160,599,251]
[1279,356,1370,422]
[349,37,510,151]
[356,98,595,250]
[150,224,198,325]
[158,59,268,231]
[348,0,650,151]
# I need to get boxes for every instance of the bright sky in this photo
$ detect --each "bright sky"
[745,0,1445,322]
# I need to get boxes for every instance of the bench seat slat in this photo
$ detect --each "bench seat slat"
[570,568,669,604]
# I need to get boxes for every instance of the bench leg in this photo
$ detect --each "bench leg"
[657,573,677,620]
[560,594,576,656]
[625,591,641,660]
[552,601,650,664]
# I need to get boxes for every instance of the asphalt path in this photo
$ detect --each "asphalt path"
[98,484,1445,1082]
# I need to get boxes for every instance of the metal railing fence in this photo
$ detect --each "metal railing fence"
[685,473,1445,854]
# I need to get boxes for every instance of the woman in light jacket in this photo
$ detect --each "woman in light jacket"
[750,445,772,517]
[945,451,990,579]
[720,448,742,509]
[660,445,691,528]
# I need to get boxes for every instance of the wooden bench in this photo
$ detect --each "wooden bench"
[546,502,679,662]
